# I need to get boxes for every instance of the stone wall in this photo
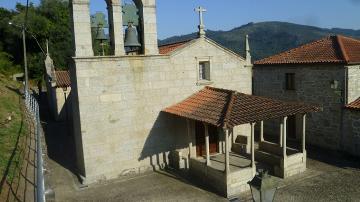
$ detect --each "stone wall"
[253,65,345,150]
[71,38,253,183]
[342,109,360,156]
[347,65,360,104]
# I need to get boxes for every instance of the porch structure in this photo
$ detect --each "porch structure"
[163,87,320,197]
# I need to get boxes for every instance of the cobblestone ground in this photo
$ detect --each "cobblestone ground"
[272,148,360,202]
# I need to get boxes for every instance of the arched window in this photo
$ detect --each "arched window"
[90,1,110,56]
[122,0,143,54]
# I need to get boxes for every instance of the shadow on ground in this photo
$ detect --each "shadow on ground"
[38,92,78,176]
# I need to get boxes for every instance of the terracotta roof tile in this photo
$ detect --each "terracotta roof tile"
[163,87,320,128]
[254,35,360,65]
[346,97,360,110]
[158,40,192,55]
[55,71,71,88]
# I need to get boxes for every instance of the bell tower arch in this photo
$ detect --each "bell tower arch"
[71,0,159,57]
[132,0,159,55]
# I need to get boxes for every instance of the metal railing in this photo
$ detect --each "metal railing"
[24,90,46,202]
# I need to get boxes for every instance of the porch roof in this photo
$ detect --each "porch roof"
[162,87,320,129]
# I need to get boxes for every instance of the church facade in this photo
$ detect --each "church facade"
[70,0,252,185]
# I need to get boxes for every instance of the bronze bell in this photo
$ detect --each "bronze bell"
[96,28,107,41]
[124,23,141,48]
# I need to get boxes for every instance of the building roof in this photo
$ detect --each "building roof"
[346,97,360,111]
[54,71,71,88]
[163,87,320,128]
[254,35,360,65]
[158,40,193,55]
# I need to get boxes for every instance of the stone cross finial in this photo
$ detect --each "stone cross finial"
[195,6,207,38]
[46,39,49,56]
[245,35,251,64]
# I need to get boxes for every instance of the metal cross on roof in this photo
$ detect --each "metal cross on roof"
[195,6,207,37]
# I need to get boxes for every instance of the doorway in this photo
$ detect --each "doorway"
[287,115,297,139]
[195,121,219,157]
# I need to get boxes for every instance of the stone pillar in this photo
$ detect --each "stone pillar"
[187,119,193,158]
[280,118,283,147]
[204,123,211,166]
[283,117,288,158]
[225,129,230,175]
[71,0,93,57]
[141,0,159,55]
[260,121,264,142]
[107,0,125,56]
[302,114,306,153]
[251,123,256,169]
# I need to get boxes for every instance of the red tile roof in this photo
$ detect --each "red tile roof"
[346,97,360,110]
[159,40,192,55]
[55,71,71,88]
[163,87,320,128]
[255,35,360,65]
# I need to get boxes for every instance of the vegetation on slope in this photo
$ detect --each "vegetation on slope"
[0,74,27,191]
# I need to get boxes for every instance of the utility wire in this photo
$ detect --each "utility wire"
[24,0,29,28]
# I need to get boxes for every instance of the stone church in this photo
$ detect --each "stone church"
[69,0,320,197]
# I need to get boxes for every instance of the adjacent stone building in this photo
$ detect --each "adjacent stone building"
[343,98,360,155]
[253,35,360,155]
[44,53,72,121]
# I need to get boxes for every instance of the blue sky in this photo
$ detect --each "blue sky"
[2,0,360,39]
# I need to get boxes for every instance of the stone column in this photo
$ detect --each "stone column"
[141,0,159,55]
[187,119,193,158]
[302,114,306,153]
[260,121,264,142]
[71,0,93,57]
[204,123,211,166]
[283,117,288,158]
[225,129,230,175]
[107,0,125,56]
[251,123,256,169]
[280,118,283,147]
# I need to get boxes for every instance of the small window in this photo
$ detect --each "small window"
[285,73,295,90]
[199,61,210,81]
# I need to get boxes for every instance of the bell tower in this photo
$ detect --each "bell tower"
[71,0,159,57]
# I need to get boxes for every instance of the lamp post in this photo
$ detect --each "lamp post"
[248,170,279,202]
[8,22,46,92]
[9,22,29,91]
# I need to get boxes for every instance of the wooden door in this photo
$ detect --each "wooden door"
[208,125,219,154]
[195,121,205,156]
[287,115,296,139]
[195,121,219,157]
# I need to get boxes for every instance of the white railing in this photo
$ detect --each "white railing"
[24,90,46,202]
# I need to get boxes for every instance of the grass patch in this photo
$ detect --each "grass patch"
[0,74,27,186]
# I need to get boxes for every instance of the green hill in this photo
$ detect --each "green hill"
[159,21,360,61]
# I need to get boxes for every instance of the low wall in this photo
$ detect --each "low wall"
[343,109,360,156]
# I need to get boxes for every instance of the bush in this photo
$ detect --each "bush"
[0,52,21,77]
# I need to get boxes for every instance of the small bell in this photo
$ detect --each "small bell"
[124,23,141,48]
[95,28,107,56]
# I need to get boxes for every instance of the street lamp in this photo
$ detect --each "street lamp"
[8,21,46,92]
[248,170,279,202]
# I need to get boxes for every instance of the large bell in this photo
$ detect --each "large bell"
[124,24,141,48]
[96,28,107,41]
